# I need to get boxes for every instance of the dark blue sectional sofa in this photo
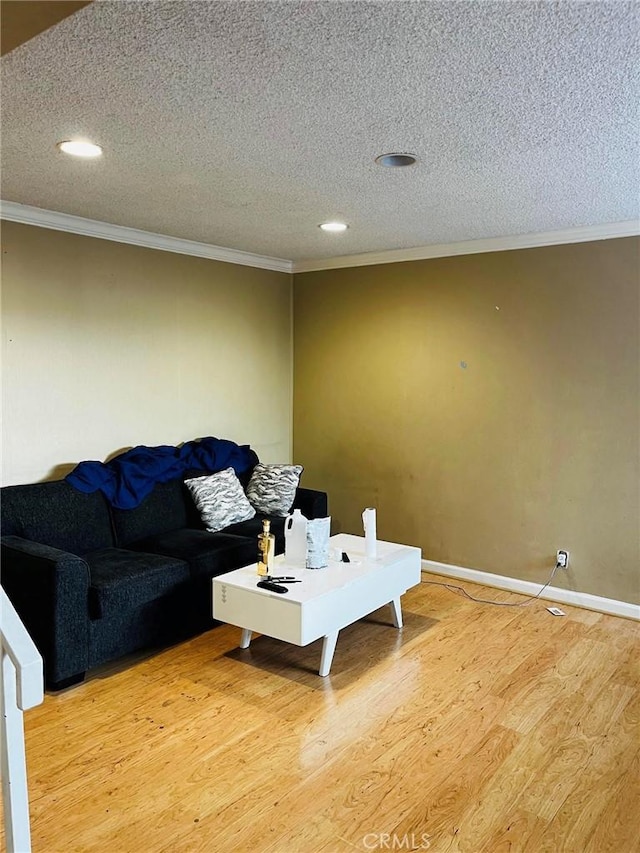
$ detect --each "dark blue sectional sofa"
[1,475,326,690]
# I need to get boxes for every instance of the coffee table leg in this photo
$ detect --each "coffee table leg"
[319,631,339,677]
[390,596,403,629]
[240,628,252,649]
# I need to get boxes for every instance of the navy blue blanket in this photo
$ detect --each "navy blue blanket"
[65,437,259,509]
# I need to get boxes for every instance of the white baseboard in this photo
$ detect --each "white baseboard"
[421,559,639,621]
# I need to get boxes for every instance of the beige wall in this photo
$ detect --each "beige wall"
[1,222,293,484]
[293,238,640,604]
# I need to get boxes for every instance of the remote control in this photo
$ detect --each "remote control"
[257,580,288,594]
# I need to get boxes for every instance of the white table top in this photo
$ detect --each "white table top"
[213,533,421,604]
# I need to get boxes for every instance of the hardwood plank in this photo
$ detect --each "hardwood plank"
[476,809,549,853]
[498,637,619,734]
[584,748,640,853]
[515,681,635,822]
[537,691,640,851]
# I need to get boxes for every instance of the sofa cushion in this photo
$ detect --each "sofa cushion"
[185,469,255,533]
[130,529,257,579]
[110,479,189,547]
[85,548,190,620]
[0,480,114,554]
[245,463,303,516]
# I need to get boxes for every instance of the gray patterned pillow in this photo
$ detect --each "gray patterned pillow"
[185,468,255,533]
[246,463,303,516]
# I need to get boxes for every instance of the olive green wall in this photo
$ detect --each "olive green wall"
[1,221,293,484]
[293,237,639,604]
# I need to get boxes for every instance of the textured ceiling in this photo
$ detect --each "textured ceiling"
[1,0,638,264]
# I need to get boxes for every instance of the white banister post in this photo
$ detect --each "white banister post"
[1,651,32,853]
[1,589,44,853]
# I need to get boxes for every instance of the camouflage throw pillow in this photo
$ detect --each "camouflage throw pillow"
[246,463,303,517]
[185,468,255,533]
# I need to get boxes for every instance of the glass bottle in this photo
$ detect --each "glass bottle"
[257,518,275,577]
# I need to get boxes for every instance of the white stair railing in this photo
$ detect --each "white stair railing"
[1,588,44,853]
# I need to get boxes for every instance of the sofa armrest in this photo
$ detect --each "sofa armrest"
[1,536,90,689]
[292,487,328,520]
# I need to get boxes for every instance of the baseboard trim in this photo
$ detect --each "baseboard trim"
[421,559,639,621]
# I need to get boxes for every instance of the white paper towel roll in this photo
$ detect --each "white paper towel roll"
[362,507,377,559]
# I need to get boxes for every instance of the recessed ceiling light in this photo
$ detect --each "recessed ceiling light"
[375,152,417,167]
[57,139,103,158]
[319,221,348,233]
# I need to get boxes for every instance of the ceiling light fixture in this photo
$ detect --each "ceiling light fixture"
[57,139,103,158]
[375,152,417,167]
[319,221,348,233]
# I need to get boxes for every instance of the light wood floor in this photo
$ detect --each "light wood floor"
[2,573,638,853]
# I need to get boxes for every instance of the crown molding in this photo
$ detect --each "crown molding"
[292,220,640,273]
[2,201,637,275]
[0,201,293,273]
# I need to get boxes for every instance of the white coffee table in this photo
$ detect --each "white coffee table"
[211,533,421,676]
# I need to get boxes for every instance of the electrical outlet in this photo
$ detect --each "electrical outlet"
[557,550,569,569]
